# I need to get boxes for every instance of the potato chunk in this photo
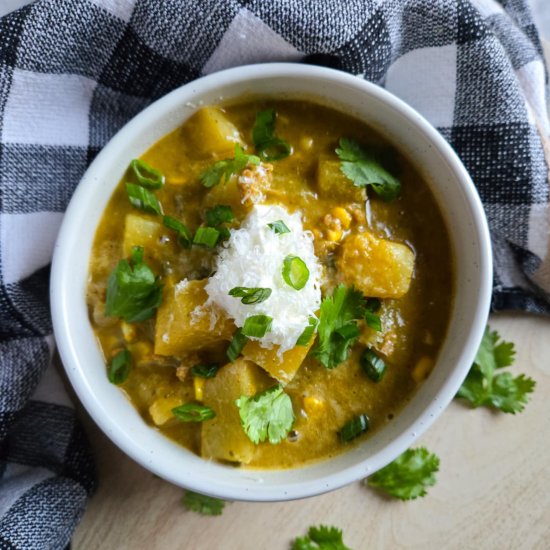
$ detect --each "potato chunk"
[242,336,314,385]
[185,107,242,157]
[154,279,234,356]
[149,396,183,426]
[337,232,415,298]
[123,213,163,256]
[201,359,271,464]
[317,156,366,202]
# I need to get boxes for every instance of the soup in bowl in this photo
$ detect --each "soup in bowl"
[51,63,491,500]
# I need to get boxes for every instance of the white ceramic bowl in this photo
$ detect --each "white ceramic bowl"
[51,63,492,501]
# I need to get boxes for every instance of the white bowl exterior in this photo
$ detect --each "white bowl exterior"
[51,64,492,501]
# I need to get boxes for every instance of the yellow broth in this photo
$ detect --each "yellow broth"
[87,99,454,469]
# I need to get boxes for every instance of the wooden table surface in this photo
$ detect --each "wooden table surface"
[72,314,550,550]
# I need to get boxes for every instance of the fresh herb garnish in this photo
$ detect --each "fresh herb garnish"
[336,137,401,201]
[282,255,309,290]
[361,349,386,382]
[229,286,272,305]
[456,327,535,414]
[236,385,294,445]
[199,144,260,188]
[193,226,220,248]
[364,297,382,332]
[105,246,163,323]
[339,414,370,442]
[108,348,132,385]
[182,490,225,516]
[125,182,163,215]
[292,525,351,550]
[191,363,221,378]
[226,328,249,362]
[366,447,440,500]
[206,204,235,226]
[252,108,291,161]
[312,285,365,369]
[163,215,192,248]
[172,403,216,422]
[130,159,165,189]
[296,316,319,346]
[242,315,273,338]
[267,220,291,234]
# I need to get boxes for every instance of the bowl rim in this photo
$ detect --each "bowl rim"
[51,62,492,501]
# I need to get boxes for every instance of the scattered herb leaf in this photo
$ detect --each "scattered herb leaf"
[163,215,192,248]
[252,108,291,161]
[292,525,351,550]
[105,246,163,323]
[108,348,132,385]
[191,363,221,378]
[296,316,319,346]
[366,447,439,500]
[364,297,382,332]
[267,220,291,235]
[206,204,235,226]
[456,327,535,413]
[336,137,401,201]
[182,490,225,516]
[236,385,294,445]
[199,144,260,188]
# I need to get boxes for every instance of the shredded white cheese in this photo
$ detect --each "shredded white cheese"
[205,204,322,354]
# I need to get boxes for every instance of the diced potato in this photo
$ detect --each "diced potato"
[336,232,415,298]
[154,280,235,356]
[202,176,249,220]
[123,213,164,257]
[201,359,272,464]
[184,107,242,157]
[242,336,315,385]
[149,396,183,426]
[317,156,366,202]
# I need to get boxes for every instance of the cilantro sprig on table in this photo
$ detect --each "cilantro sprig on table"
[182,490,225,516]
[200,144,260,188]
[336,137,401,201]
[292,525,351,550]
[105,246,163,323]
[365,447,440,500]
[236,385,294,445]
[456,327,535,413]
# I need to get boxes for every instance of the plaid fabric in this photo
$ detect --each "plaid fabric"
[0,0,548,548]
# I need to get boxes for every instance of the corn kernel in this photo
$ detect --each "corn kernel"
[121,321,137,343]
[326,228,343,242]
[300,136,314,150]
[194,377,206,402]
[129,341,153,361]
[412,356,435,383]
[303,395,325,416]
[149,396,182,426]
[332,207,352,229]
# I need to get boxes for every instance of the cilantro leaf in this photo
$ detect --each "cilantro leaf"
[252,108,291,161]
[236,385,294,445]
[199,144,260,188]
[456,327,535,414]
[105,246,163,323]
[335,137,400,201]
[312,285,366,368]
[292,525,351,550]
[366,447,439,500]
[182,490,225,516]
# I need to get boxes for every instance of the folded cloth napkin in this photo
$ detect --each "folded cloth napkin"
[1,0,548,548]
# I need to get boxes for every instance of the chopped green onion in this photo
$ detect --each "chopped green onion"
[130,159,165,189]
[125,182,163,215]
[172,403,216,422]
[206,205,234,226]
[193,226,220,247]
[229,287,272,305]
[364,297,382,331]
[227,328,249,361]
[361,349,386,382]
[252,109,291,161]
[340,414,370,442]
[335,323,360,340]
[217,225,231,242]
[191,363,221,378]
[242,315,273,338]
[163,215,192,248]
[296,316,318,346]
[282,255,309,290]
[267,220,291,235]
[365,298,381,312]
[108,349,132,385]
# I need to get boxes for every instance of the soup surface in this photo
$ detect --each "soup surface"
[87,99,454,469]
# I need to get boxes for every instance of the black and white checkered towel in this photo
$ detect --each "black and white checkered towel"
[1,0,548,548]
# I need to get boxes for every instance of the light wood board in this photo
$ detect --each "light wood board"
[72,313,550,550]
